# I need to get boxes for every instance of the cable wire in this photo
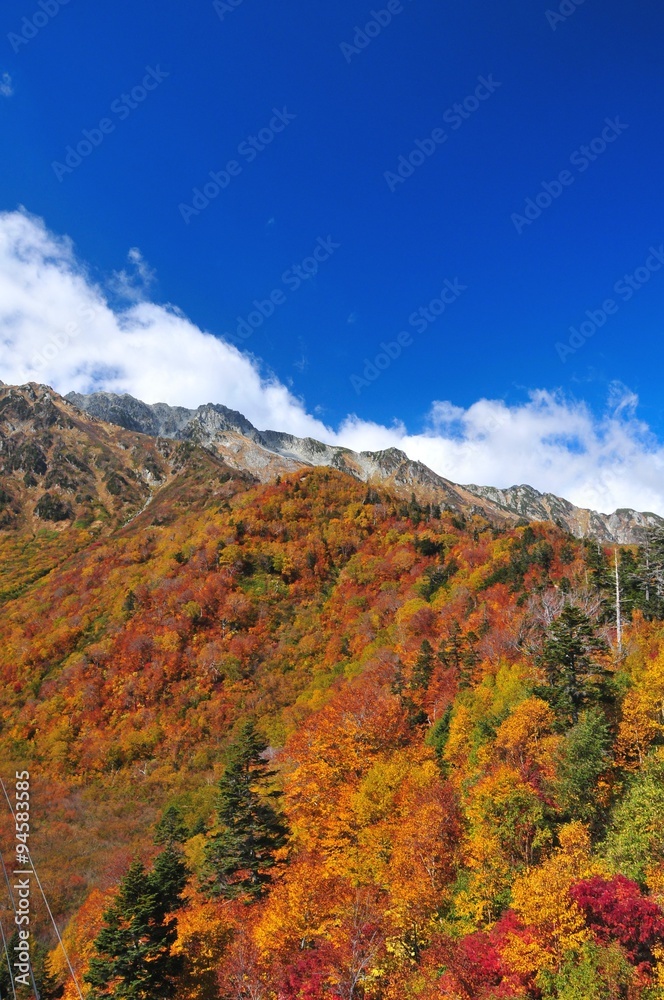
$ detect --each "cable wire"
[1,776,84,1000]
[0,840,39,999]
[0,915,17,1000]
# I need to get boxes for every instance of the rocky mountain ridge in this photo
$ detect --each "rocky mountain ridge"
[65,388,663,544]
[0,383,255,602]
[465,483,662,546]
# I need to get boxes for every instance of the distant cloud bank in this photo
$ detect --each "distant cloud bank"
[1,208,663,516]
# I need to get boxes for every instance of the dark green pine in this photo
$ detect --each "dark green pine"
[154,805,189,848]
[536,604,609,727]
[149,843,188,914]
[85,849,187,1000]
[203,720,288,900]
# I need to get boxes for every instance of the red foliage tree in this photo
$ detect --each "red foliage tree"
[570,875,664,970]
[434,911,537,999]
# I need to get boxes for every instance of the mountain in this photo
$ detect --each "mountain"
[66,387,662,544]
[464,482,663,546]
[0,382,253,602]
[2,382,664,999]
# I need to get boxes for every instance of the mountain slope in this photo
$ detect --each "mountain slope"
[66,388,662,543]
[464,482,663,545]
[1,383,664,998]
[0,383,253,602]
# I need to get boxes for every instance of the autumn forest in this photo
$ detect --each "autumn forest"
[1,384,664,1000]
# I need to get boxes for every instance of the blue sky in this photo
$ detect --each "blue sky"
[1,0,664,512]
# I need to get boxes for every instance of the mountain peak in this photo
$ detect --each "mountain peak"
[55,387,664,543]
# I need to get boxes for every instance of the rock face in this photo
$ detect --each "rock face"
[0,383,249,534]
[63,391,520,526]
[65,391,261,442]
[65,388,663,544]
[463,483,661,545]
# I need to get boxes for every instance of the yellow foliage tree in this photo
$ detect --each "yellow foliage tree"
[381,759,460,936]
[615,683,664,771]
[254,854,340,956]
[507,822,607,973]
[494,696,561,778]
[171,887,234,1000]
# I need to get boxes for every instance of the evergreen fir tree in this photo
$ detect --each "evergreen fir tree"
[634,526,664,619]
[0,930,60,999]
[584,540,611,596]
[391,657,425,726]
[438,620,479,689]
[615,548,641,620]
[154,805,188,847]
[411,639,434,690]
[122,590,137,616]
[85,846,188,1000]
[31,939,64,1000]
[554,708,613,829]
[425,704,454,769]
[203,721,288,900]
[390,657,406,699]
[150,844,189,914]
[536,605,609,727]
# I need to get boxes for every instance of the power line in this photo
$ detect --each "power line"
[0,915,17,1000]
[0,917,17,1000]
[0,841,39,1000]
[0,777,84,1000]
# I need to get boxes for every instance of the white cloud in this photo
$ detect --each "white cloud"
[0,208,328,439]
[337,390,664,515]
[1,208,663,516]
[0,73,13,97]
[108,247,156,303]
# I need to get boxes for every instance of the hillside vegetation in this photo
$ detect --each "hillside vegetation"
[0,389,664,998]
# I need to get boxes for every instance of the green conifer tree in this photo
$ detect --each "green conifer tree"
[411,639,434,690]
[203,721,288,900]
[634,526,664,619]
[85,845,188,1000]
[584,540,611,596]
[536,605,609,727]
[33,939,63,1000]
[554,708,613,829]
[154,805,188,847]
